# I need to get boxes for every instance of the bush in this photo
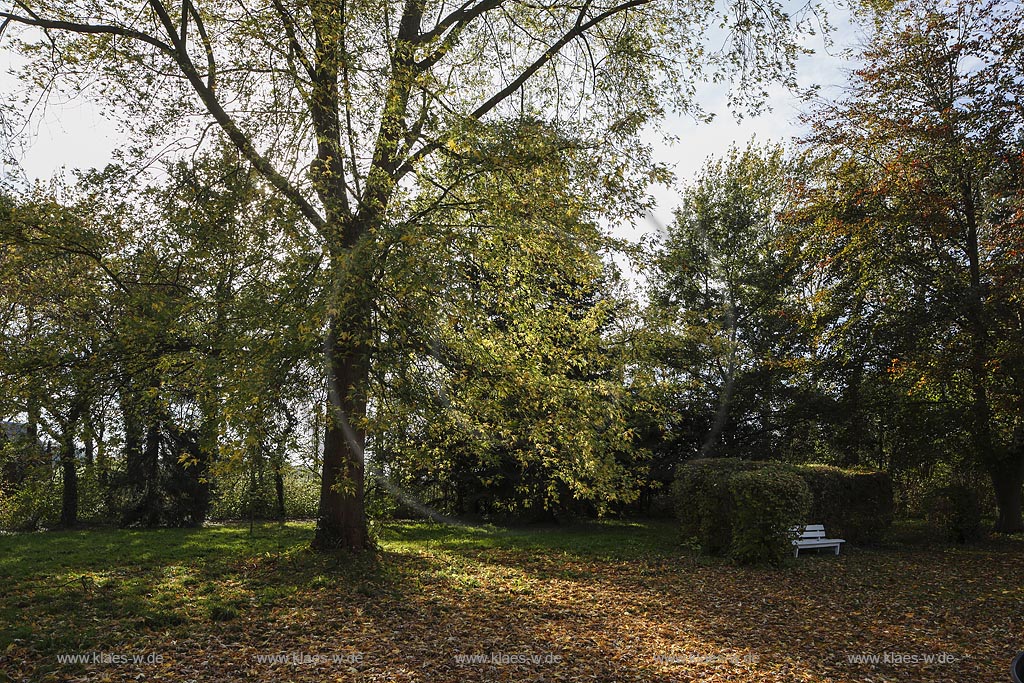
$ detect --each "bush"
[793,464,844,529]
[729,465,811,565]
[795,465,893,544]
[927,484,984,543]
[672,458,759,555]
[209,466,319,520]
[0,470,61,530]
[672,458,893,562]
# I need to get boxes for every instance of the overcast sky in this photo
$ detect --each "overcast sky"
[1,3,859,247]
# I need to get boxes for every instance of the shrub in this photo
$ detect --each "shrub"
[209,466,319,520]
[673,458,894,562]
[793,464,844,530]
[0,471,61,530]
[672,458,759,555]
[927,484,984,543]
[795,464,893,544]
[729,465,811,565]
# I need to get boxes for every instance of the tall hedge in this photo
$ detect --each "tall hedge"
[672,458,759,555]
[795,465,893,544]
[729,465,811,565]
[673,458,894,562]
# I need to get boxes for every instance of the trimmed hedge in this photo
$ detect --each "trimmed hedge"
[729,465,811,565]
[672,458,759,555]
[673,458,894,563]
[796,465,894,544]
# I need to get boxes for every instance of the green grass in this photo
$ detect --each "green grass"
[1,524,305,651]
[0,519,1021,682]
[0,520,676,653]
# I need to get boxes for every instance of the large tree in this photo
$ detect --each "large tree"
[645,142,810,462]
[0,152,318,528]
[370,119,644,520]
[1,0,812,549]
[0,192,102,527]
[801,0,1024,531]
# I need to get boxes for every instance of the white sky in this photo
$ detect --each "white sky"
[1,4,858,246]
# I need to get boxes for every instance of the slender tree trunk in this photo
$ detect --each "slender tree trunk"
[312,312,369,551]
[957,179,1021,531]
[274,457,286,521]
[142,422,162,525]
[59,401,85,528]
[59,432,78,528]
[992,424,1024,533]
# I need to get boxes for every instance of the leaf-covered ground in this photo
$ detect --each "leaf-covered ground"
[0,520,1020,682]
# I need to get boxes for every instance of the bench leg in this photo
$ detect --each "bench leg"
[793,547,799,558]
[834,545,840,556]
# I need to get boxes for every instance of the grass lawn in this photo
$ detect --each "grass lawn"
[0,519,1020,682]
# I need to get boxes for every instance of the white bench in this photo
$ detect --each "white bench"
[791,524,845,557]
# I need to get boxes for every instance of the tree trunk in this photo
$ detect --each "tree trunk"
[992,425,1024,533]
[312,313,369,551]
[274,459,286,521]
[957,177,1021,531]
[59,433,78,528]
[59,400,86,528]
[122,420,162,527]
[992,469,1024,533]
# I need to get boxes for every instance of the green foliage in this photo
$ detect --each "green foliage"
[926,484,985,544]
[370,119,647,522]
[674,458,892,562]
[796,465,893,544]
[644,142,815,471]
[0,468,60,531]
[672,458,761,556]
[728,465,811,566]
[209,466,319,521]
[0,461,113,531]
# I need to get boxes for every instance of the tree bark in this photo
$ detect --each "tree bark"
[312,310,370,551]
[59,432,78,528]
[992,424,1024,533]
[274,457,286,521]
[59,401,85,528]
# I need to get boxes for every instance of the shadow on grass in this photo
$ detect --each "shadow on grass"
[1,519,1022,681]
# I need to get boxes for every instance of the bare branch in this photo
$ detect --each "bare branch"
[271,0,316,82]
[0,10,175,55]
[418,0,506,45]
[470,0,653,120]
[184,0,216,90]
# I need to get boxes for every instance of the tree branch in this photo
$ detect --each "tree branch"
[396,0,651,181]
[470,0,651,120]
[0,10,175,55]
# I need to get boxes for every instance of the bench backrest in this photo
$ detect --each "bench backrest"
[793,524,827,540]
